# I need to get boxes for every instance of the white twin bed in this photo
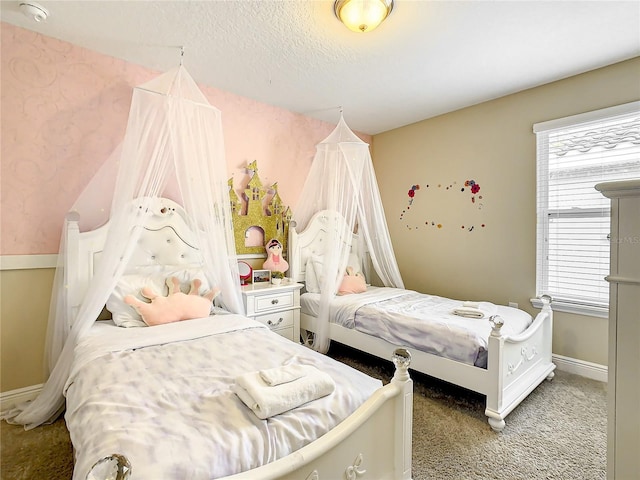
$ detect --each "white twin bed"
[289,210,556,432]
[63,199,413,480]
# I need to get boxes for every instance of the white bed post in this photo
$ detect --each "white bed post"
[485,297,555,432]
[538,295,556,383]
[65,211,81,329]
[392,348,413,480]
[288,220,301,282]
[485,315,506,432]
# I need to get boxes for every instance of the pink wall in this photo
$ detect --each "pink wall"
[1,23,371,255]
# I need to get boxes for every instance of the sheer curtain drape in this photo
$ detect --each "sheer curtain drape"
[293,116,404,353]
[3,67,243,429]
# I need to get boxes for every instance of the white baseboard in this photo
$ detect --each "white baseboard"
[552,354,608,383]
[0,384,43,413]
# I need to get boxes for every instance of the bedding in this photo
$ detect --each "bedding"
[300,287,532,367]
[65,314,382,480]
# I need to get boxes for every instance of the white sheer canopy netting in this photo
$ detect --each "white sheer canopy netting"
[292,115,404,353]
[3,66,244,429]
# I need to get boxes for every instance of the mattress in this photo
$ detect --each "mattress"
[64,314,382,479]
[301,287,533,367]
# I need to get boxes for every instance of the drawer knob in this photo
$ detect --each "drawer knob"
[271,299,279,305]
[267,317,284,326]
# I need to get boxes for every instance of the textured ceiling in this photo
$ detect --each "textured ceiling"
[2,0,639,134]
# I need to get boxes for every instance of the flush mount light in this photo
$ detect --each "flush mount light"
[19,2,49,22]
[334,0,394,33]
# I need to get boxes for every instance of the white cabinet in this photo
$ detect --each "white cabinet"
[242,282,303,342]
[596,179,640,480]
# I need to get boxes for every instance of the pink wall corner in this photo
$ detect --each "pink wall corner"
[1,23,371,255]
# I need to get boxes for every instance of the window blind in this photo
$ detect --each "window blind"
[534,101,640,315]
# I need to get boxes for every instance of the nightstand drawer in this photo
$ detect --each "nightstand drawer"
[257,309,294,331]
[242,282,303,344]
[254,291,294,313]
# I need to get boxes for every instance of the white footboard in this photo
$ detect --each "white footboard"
[301,297,555,433]
[227,348,413,480]
[87,350,414,480]
[484,295,556,432]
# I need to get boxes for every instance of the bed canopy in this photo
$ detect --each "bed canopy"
[292,115,404,353]
[4,66,243,429]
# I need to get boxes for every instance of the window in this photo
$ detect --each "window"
[534,102,640,317]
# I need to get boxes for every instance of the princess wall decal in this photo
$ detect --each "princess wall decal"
[399,179,486,232]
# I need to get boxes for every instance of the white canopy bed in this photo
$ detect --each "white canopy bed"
[290,118,555,432]
[290,209,555,432]
[2,68,413,479]
[65,198,414,480]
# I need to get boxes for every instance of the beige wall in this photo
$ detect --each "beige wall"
[1,268,55,391]
[372,57,640,366]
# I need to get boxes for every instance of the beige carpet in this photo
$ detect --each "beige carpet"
[332,344,607,480]
[1,343,606,480]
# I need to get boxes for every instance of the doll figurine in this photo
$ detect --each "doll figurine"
[262,238,289,273]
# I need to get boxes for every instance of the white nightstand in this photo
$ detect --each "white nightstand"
[242,281,303,342]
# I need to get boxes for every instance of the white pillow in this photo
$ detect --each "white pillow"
[305,253,363,294]
[304,255,323,294]
[347,252,362,275]
[106,267,212,327]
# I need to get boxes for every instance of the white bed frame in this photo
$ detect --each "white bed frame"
[65,198,414,480]
[289,210,556,432]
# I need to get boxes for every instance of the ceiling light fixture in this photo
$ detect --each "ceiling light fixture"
[19,2,49,22]
[334,0,394,33]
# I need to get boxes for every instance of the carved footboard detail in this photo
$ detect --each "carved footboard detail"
[485,297,555,432]
[345,454,367,479]
[507,345,539,376]
[303,454,368,479]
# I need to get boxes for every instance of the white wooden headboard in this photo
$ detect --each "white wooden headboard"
[65,198,205,319]
[288,210,365,283]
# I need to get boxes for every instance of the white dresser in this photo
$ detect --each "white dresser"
[242,281,303,342]
[596,179,640,480]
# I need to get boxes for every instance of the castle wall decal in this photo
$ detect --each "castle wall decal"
[229,160,291,256]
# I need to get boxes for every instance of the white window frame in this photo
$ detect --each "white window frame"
[532,101,640,317]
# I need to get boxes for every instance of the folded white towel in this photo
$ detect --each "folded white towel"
[259,364,310,386]
[234,366,335,419]
[452,302,497,319]
[452,307,485,318]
